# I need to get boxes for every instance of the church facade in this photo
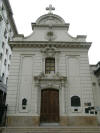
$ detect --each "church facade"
[6,5,97,126]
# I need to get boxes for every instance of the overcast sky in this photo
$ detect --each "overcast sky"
[9,0,100,64]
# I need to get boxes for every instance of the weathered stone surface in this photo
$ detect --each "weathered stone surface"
[60,116,97,126]
[7,116,40,127]
[1,126,100,133]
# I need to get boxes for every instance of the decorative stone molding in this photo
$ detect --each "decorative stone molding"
[35,13,66,25]
[9,41,91,49]
[41,46,59,57]
[46,31,56,41]
[34,72,66,81]
[34,72,67,89]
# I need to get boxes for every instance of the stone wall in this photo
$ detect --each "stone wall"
[6,47,96,126]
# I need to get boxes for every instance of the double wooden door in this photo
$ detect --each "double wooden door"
[40,89,59,123]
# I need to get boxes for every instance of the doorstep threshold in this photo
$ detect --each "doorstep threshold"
[40,123,59,126]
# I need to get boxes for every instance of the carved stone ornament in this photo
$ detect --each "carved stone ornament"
[34,72,67,89]
[45,30,56,41]
[41,46,57,57]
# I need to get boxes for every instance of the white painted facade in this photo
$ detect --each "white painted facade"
[6,9,96,122]
[0,0,17,85]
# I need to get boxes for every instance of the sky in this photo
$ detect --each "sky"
[9,0,100,65]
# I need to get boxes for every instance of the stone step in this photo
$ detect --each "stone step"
[1,127,100,133]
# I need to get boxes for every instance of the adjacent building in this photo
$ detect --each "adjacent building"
[0,0,17,126]
[90,62,100,124]
[0,0,17,85]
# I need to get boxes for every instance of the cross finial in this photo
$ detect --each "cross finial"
[46,4,55,14]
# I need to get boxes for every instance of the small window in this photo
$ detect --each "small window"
[85,108,89,113]
[2,73,4,81]
[2,4,4,10]
[0,91,3,105]
[6,19,9,24]
[3,93,6,104]
[0,53,2,60]
[8,37,10,42]
[8,64,10,70]
[90,111,94,114]
[4,59,7,65]
[22,98,27,110]
[4,29,7,39]
[0,15,3,21]
[45,58,55,74]
[71,96,81,107]
[6,77,8,85]
[6,49,8,55]
[95,111,97,115]
[2,42,5,48]
[9,55,11,60]
[9,28,12,32]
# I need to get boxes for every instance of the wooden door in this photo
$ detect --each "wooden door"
[40,89,59,123]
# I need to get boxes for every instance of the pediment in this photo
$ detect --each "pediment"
[36,14,65,25]
[12,12,87,43]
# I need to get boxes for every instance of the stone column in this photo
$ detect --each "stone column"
[34,81,40,126]
[42,57,45,73]
[60,80,68,126]
[61,82,65,114]
[55,53,59,73]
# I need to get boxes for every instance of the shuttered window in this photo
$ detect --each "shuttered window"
[45,58,55,74]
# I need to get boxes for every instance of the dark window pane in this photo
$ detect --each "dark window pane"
[85,108,89,113]
[71,96,81,107]
[22,98,27,106]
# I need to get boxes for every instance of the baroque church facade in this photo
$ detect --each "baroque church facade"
[6,5,98,126]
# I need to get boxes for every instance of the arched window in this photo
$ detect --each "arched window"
[45,57,55,74]
[71,96,81,107]
[22,98,27,109]
[22,98,27,106]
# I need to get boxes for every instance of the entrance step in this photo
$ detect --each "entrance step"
[40,123,59,126]
[1,126,100,133]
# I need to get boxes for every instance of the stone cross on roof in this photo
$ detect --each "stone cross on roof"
[46,4,55,14]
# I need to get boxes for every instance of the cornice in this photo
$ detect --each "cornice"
[36,13,66,24]
[31,23,69,30]
[9,41,91,49]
